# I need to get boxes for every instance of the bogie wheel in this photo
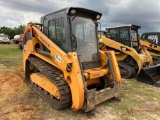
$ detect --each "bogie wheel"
[120,67,136,79]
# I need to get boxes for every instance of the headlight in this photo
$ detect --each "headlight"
[70,9,76,14]
[96,15,101,19]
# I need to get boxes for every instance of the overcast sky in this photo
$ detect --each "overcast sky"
[0,0,160,33]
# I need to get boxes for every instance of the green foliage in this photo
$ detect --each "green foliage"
[14,25,25,35]
[0,25,25,39]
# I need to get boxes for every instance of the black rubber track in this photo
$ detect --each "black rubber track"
[118,62,136,79]
[26,57,71,110]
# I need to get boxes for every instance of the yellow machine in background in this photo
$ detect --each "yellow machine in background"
[99,24,160,87]
[140,32,160,64]
[22,7,121,112]
[99,35,152,78]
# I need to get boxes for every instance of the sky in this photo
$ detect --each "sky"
[0,0,160,33]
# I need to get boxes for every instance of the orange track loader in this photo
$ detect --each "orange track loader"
[22,7,121,112]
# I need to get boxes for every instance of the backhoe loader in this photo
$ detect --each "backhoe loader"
[22,7,121,112]
[99,24,160,86]
[140,32,160,64]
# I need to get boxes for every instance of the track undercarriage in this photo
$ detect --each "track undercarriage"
[25,57,71,109]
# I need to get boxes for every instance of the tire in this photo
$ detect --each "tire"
[19,42,22,49]
[19,44,22,49]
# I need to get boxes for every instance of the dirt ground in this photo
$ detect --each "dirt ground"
[0,67,119,120]
[1,68,160,120]
[0,45,160,120]
[0,69,36,120]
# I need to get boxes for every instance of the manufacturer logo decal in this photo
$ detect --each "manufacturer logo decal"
[55,55,62,62]
[23,45,28,50]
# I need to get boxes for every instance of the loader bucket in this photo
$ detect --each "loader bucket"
[137,65,160,87]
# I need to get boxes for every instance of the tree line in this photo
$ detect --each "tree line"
[0,25,25,39]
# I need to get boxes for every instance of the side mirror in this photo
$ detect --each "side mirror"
[105,28,108,32]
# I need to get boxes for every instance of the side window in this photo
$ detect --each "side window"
[147,35,158,44]
[109,29,119,41]
[48,23,56,39]
[48,17,66,47]
[120,28,129,41]
[142,35,147,40]
[119,28,130,46]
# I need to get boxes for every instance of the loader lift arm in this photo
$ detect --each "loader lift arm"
[23,23,71,70]
[99,36,152,74]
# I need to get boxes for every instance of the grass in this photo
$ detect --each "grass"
[0,44,22,71]
[0,44,160,120]
[0,44,22,59]
[104,79,160,119]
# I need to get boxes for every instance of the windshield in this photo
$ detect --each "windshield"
[72,16,98,63]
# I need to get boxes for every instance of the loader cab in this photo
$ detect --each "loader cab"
[140,32,160,45]
[107,24,141,51]
[41,7,102,69]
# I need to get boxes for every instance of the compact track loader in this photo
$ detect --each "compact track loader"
[140,32,160,64]
[99,24,160,86]
[22,7,121,112]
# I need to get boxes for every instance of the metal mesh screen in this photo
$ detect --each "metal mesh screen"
[48,17,66,48]
[75,23,94,43]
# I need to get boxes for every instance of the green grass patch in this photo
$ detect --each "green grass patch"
[0,44,22,59]
[0,44,22,70]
